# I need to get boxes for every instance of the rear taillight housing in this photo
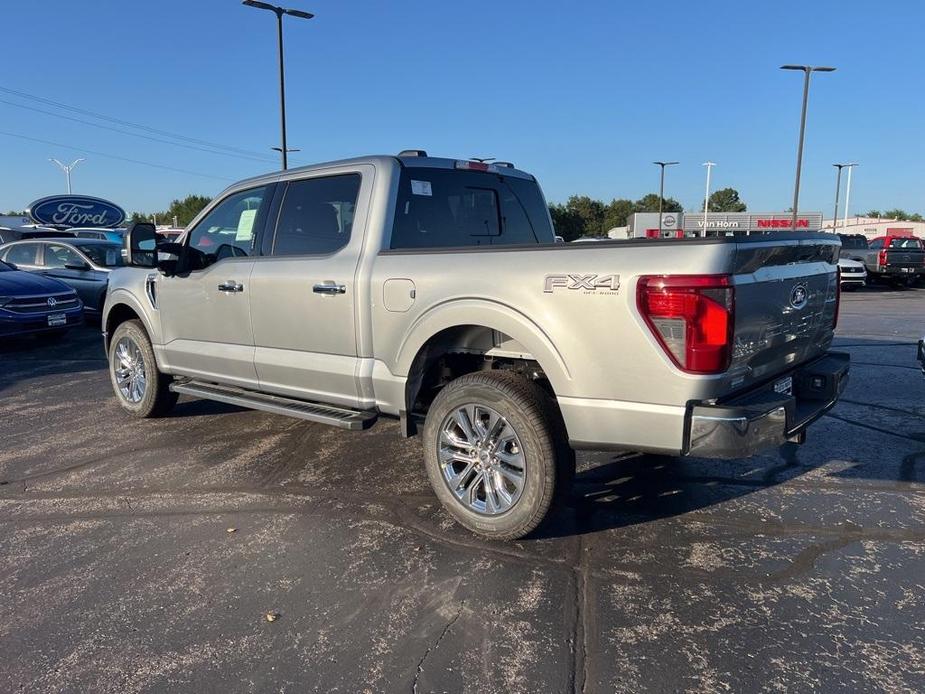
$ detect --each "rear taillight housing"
[832,269,841,329]
[637,275,735,374]
[878,249,888,267]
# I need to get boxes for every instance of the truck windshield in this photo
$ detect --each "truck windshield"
[390,167,554,249]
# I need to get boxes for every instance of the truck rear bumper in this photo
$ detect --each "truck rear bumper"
[686,351,850,459]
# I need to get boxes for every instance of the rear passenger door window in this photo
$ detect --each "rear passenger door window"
[271,174,361,256]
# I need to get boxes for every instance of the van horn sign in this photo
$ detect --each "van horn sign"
[27,194,126,228]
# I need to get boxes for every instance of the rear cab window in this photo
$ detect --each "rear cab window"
[390,167,554,249]
[887,237,923,249]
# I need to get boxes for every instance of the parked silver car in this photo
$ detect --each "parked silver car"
[0,238,124,314]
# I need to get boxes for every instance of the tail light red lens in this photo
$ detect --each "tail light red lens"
[878,250,888,267]
[637,275,734,374]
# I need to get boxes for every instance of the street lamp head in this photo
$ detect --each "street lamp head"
[781,64,836,72]
[703,161,716,167]
[653,161,679,166]
[243,0,280,11]
[284,8,314,20]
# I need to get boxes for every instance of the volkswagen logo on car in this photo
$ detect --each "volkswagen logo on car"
[47,297,58,307]
[790,283,808,309]
[28,194,126,229]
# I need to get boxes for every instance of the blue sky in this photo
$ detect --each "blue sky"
[2,0,923,216]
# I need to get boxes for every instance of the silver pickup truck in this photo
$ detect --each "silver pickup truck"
[104,152,849,539]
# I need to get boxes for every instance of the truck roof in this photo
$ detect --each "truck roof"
[225,153,536,192]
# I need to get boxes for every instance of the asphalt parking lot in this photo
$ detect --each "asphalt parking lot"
[1,287,924,693]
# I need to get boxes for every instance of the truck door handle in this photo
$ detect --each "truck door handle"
[217,281,244,293]
[313,282,346,295]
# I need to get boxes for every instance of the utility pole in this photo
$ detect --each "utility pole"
[243,1,314,170]
[780,65,836,229]
[653,161,679,236]
[842,163,858,232]
[703,161,716,236]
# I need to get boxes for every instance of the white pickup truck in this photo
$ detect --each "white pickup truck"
[104,152,849,539]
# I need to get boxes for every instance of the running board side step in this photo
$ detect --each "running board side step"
[169,381,378,430]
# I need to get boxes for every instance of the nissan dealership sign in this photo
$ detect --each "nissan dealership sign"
[682,212,823,232]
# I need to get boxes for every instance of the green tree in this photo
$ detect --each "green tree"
[603,198,635,231]
[128,194,213,228]
[566,195,607,236]
[548,203,584,241]
[884,209,908,220]
[634,193,682,214]
[865,209,881,218]
[705,187,746,212]
[163,194,212,226]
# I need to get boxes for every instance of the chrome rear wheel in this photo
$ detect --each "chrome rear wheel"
[438,404,526,515]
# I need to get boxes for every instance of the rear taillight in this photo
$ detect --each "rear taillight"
[878,249,888,267]
[637,275,734,374]
[833,269,841,329]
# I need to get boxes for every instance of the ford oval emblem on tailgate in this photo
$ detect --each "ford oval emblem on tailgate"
[790,283,808,309]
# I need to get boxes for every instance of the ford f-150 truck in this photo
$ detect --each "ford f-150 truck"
[103,152,849,539]
[862,235,924,286]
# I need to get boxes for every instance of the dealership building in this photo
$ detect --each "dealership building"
[627,212,824,238]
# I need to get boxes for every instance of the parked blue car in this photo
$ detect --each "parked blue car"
[0,260,84,338]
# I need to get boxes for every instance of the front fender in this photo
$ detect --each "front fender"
[102,287,161,349]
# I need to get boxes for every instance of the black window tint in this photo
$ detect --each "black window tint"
[869,239,883,249]
[5,243,39,265]
[44,244,83,269]
[187,185,271,265]
[81,244,124,267]
[391,168,552,249]
[888,237,923,249]
[272,174,360,256]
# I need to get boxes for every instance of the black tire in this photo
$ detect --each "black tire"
[422,370,574,541]
[108,319,177,418]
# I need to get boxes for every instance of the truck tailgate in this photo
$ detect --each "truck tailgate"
[728,237,840,389]
[885,248,924,268]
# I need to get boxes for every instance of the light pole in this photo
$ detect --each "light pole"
[653,161,679,235]
[49,158,85,194]
[780,65,836,229]
[842,163,857,232]
[831,163,851,231]
[243,0,314,171]
[702,161,716,235]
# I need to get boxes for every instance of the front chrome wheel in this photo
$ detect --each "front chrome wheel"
[113,336,147,403]
[438,404,526,515]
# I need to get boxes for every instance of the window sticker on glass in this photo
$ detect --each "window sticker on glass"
[411,180,432,197]
[235,208,257,241]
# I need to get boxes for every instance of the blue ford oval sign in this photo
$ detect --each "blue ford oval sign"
[28,195,126,228]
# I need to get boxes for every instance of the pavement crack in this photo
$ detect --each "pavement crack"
[825,412,925,443]
[412,604,463,694]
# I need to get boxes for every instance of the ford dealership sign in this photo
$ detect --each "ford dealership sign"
[28,195,126,228]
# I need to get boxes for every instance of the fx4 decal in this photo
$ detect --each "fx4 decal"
[543,274,621,294]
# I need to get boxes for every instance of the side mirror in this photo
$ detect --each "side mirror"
[123,222,159,268]
[64,261,91,271]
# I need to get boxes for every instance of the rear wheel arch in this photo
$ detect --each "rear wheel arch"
[401,321,568,438]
